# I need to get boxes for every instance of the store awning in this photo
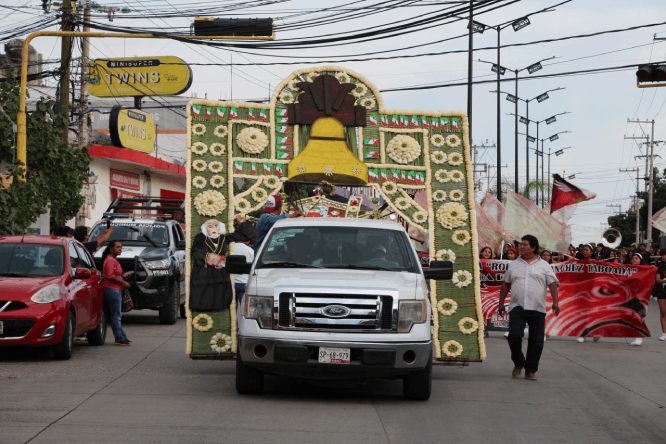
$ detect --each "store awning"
[88,144,186,175]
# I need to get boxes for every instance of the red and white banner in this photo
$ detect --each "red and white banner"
[110,169,140,191]
[480,259,655,337]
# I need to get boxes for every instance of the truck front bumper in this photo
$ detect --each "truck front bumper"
[238,336,432,380]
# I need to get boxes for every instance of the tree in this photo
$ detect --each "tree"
[607,211,637,247]
[0,73,91,234]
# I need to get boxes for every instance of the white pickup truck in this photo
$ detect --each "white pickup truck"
[226,217,453,400]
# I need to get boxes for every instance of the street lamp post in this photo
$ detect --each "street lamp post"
[534,133,571,206]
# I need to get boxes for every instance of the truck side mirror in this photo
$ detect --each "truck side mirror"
[423,260,453,280]
[226,255,252,274]
[176,240,186,250]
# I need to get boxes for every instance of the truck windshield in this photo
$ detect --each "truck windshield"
[0,243,65,277]
[89,222,169,247]
[256,226,419,273]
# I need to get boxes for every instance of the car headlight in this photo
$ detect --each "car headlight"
[144,259,170,270]
[31,284,62,304]
[244,296,273,329]
[397,300,426,332]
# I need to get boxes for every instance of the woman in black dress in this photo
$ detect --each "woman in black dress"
[190,217,255,312]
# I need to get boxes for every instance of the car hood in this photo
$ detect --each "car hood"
[93,247,169,260]
[0,276,61,300]
[251,268,418,300]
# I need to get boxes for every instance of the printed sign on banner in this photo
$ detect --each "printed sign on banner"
[480,259,656,337]
[110,169,141,191]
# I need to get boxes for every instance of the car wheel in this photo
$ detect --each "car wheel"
[403,353,432,401]
[53,311,75,360]
[179,303,187,319]
[87,305,107,346]
[236,350,264,394]
[158,285,178,325]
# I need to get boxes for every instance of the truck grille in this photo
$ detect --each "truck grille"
[278,293,394,332]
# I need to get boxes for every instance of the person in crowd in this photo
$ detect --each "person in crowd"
[506,247,518,261]
[628,252,649,346]
[102,241,131,346]
[254,195,303,255]
[638,243,647,256]
[73,225,114,255]
[654,251,666,342]
[595,243,606,260]
[498,234,560,381]
[480,246,494,260]
[576,244,599,343]
[233,237,255,307]
[540,250,553,264]
[608,249,620,264]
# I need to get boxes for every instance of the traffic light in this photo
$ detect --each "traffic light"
[192,18,275,40]
[636,64,666,88]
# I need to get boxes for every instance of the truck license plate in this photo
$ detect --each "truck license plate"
[318,347,350,364]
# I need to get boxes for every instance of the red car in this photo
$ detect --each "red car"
[0,235,106,359]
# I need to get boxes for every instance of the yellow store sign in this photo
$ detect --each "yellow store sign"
[89,56,192,97]
[110,107,156,154]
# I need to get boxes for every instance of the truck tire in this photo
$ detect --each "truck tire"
[87,305,107,346]
[236,351,264,394]
[179,303,186,319]
[158,285,178,325]
[403,353,432,401]
[53,311,75,360]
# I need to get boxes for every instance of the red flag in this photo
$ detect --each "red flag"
[550,174,596,214]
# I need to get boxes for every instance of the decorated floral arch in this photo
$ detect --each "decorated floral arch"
[185,66,485,361]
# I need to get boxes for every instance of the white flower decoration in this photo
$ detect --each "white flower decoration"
[323,165,335,176]
[288,79,301,91]
[192,159,207,172]
[449,189,464,201]
[412,211,428,224]
[214,125,228,138]
[279,92,294,104]
[449,170,464,182]
[358,97,376,108]
[431,151,447,164]
[194,190,227,217]
[446,134,461,148]
[452,229,471,246]
[448,152,464,166]
[192,123,206,135]
[305,73,318,83]
[251,188,267,202]
[191,142,208,156]
[382,181,398,195]
[235,197,251,212]
[437,298,457,316]
[237,127,269,155]
[210,143,225,156]
[435,169,450,183]
[210,333,232,353]
[442,340,463,358]
[433,190,447,202]
[430,134,445,147]
[351,83,368,98]
[192,313,213,332]
[334,72,351,83]
[452,270,473,288]
[351,164,362,175]
[192,176,206,189]
[386,135,421,164]
[435,249,456,262]
[209,175,225,189]
[394,196,411,210]
[458,317,479,335]
[264,176,280,187]
[436,202,468,229]
[296,163,307,173]
[208,161,224,174]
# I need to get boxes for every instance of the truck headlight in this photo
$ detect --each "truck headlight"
[244,296,273,329]
[145,259,170,270]
[397,301,426,332]
[30,284,61,304]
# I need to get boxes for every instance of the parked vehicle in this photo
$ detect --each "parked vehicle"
[226,218,453,400]
[0,235,106,359]
[89,197,187,324]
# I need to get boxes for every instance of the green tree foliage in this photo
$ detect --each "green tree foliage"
[0,73,91,234]
[607,211,637,247]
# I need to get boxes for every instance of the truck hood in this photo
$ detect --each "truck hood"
[93,247,169,260]
[251,268,418,300]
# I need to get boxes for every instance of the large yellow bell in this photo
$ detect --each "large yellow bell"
[288,117,368,185]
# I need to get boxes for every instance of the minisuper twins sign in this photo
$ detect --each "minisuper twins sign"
[88,56,192,97]
[110,107,156,154]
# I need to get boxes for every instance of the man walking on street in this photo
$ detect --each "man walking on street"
[498,234,560,381]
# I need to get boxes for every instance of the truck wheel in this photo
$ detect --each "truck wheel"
[403,353,432,401]
[158,285,178,325]
[53,312,75,360]
[87,305,107,346]
[179,303,186,319]
[236,350,264,394]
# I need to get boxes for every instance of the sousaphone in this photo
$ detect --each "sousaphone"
[601,228,622,249]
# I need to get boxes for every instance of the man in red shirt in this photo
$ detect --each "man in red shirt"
[102,241,131,345]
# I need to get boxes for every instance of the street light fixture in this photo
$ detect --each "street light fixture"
[506,94,518,103]
[491,64,507,75]
[549,134,559,142]
[536,92,550,103]
[546,115,557,125]
[555,149,564,156]
[527,62,543,74]
[519,116,529,124]
[511,17,531,32]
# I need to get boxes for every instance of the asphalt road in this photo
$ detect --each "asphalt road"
[2,301,665,444]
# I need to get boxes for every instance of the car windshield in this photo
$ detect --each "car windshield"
[0,243,65,277]
[256,226,419,273]
[89,222,169,247]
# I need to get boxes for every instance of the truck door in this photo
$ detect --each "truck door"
[172,223,186,296]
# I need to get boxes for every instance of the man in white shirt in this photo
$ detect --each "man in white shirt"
[233,239,255,305]
[499,234,560,381]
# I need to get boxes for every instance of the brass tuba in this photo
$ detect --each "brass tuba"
[601,228,622,249]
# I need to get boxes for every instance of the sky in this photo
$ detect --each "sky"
[4,0,666,246]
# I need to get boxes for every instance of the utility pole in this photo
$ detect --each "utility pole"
[607,204,621,214]
[59,0,75,140]
[628,119,657,242]
[471,142,496,193]
[78,1,91,148]
[467,0,473,142]
[620,167,640,245]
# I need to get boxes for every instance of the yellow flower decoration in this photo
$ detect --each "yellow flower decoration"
[288,79,301,91]
[323,165,335,176]
[279,92,294,104]
[446,134,461,148]
[192,176,206,189]
[251,188,267,202]
[442,340,463,358]
[208,161,224,174]
[432,190,447,202]
[192,159,207,172]
[430,134,445,147]
[351,83,368,97]
[394,196,411,210]
[435,169,450,183]
[213,125,228,138]
[210,143,225,156]
[458,317,479,335]
[210,333,232,353]
[358,97,376,108]
[235,197,251,212]
[191,142,208,155]
[448,152,463,166]
[382,181,398,195]
[449,170,464,183]
[192,313,213,332]
[412,211,428,224]
[452,229,471,246]
[209,175,225,189]
[449,189,464,201]
[334,72,351,83]
[431,151,447,164]
[296,163,307,173]
[437,298,457,316]
[351,164,362,175]
[192,123,206,135]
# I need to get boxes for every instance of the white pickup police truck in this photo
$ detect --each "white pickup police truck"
[226,217,452,400]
